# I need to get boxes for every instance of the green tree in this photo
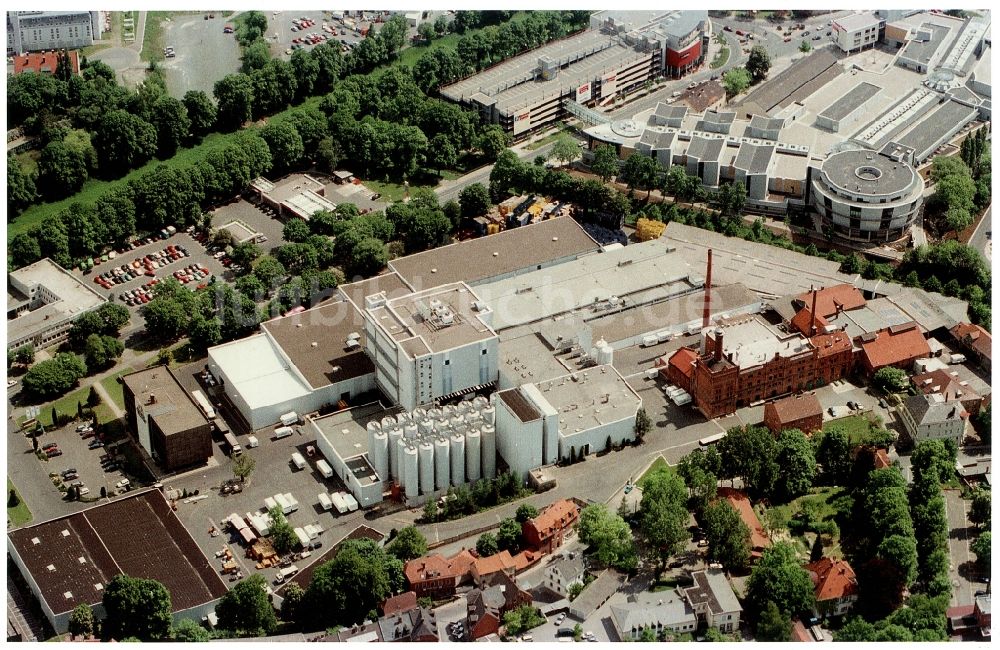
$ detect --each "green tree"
[214,73,255,131]
[799,40,811,53]
[102,574,172,641]
[241,40,271,73]
[873,367,909,394]
[549,133,581,166]
[217,574,277,637]
[21,352,88,399]
[459,183,491,218]
[515,503,539,523]
[969,488,990,529]
[756,600,791,641]
[810,534,825,562]
[299,539,404,628]
[38,140,88,198]
[150,95,191,158]
[703,500,751,572]
[502,605,544,636]
[253,256,287,288]
[745,543,815,618]
[279,582,305,623]
[590,144,620,182]
[577,504,638,571]
[386,526,428,561]
[621,154,660,198]
[348,237,389,278]
[634,407,651,439]
[717,425,778,495]
[232,453,256,482]
[497,517,522,552]
[972,532,991,574]
[422,499,438,523]
[477,124,512,161]
[815,428,852,485]
[745,45,771,83]
[68,603,95,638]
[477,532,499,557]
[261,120,304,171]
[93,110,158,178]
[773,429,816,501]
[182,90,217,141]
[13,343,36,365]
[8,153,37,215]
[282,218,311,243]
[876,534,918,586]
[171,619,211,642]
[639,467,690,565]
[722,67,751,98]
[268,505,297,554]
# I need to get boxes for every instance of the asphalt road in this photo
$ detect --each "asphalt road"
[435,141,556,204]
[944,488,977,607]
[968,203,992,262]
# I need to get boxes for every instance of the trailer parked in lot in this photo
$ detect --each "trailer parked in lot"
[316,459,333,478]
[264,496,278,512]
[318,492,332,510]
[293,527,310,548]
[343,493,359,512]
[330,491,349,514]
[291,452,307,470]
[284,492,299,512]
[274,493,292,515]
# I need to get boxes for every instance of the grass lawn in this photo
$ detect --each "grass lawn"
[18,384,94,429]
[9,132,235,242]
[397,32,463,68]
[140,11,175,62]
[766,486,848,558]
[15,149,40,178]
[100,367,133,411]
[639,456,675,487]
[710,46,730,69]
[363,176,443,203]
[823,414,877,445]
[7,479,33,527]
[524,123,574,151]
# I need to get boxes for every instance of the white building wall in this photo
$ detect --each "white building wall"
[521,383,560,465]
[558,416,637,461]
[494,396,544,480]
[314,424,384,507]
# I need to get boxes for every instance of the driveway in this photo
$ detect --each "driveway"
[944,489,979,608]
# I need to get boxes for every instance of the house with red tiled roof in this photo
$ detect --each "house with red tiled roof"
[794,285,866,319]
[404,554,458,599]
[523,499,579,555]
[716,488,770,561]
[912,368,984,417]
[13,50,80,76]
[790,307,829,337]
[381,591,418,617]
[448,548,478,586]
[790,619,815,642]
[951,322,992,371]
[471,550,516,585]
[805,558,858,618]
[659,347,698,391]
[763,392,823,434]
[859,322,930,374]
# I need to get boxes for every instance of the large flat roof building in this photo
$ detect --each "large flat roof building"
[6,11,101,55]
[8,258,107,350]
[7,490,227,634]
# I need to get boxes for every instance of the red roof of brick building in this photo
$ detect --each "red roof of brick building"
[473,550,516,579]
[912,368,981,403]
[668,347,699,378]
[951,322,992,362]
[448,549,478,578]
[717,488,770,552]
[794,284,866,318]
[805,558,858,602]
[404,554,455,585]
[382,591,418,616]
[790,307,828,336]
[764,393,822,429]
[790,619,814,642]
[13,50,80,76]
[810,330,853,358]
[860,323,930,370]
[524,499,579,543]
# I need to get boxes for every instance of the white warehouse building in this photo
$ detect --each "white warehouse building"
[494,364,642,480]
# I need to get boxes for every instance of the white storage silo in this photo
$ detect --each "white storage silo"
[473,395,488,410]
[413,407,427,421]
[450,414,465,429]
[434,437,451,490]
[418,441,435,495]
[396,412,410,425]
[596,338,614,365]
[435,416,450,433]
[481,423,496,479]
[482,404,496,425]
[370,428,389,481]
[457,400,472,415]
[418,418,434,435]
[443,404,457,416]
[404,422,418,439]
[450,433,466,486]
[381,416,396,429]
[388,427,403,480]
[403,443,419,498]
[427,407,442,422]
[466,427,482,482]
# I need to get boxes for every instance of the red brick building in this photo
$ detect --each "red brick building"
[859,322,930,374]
[912,368,984,417]
[13,50,80,76]
[805,557,858,618]
[763,392,823,434]
[523,499,579,555]
[951,322,992,371]
[403,554,457,600]
[669,322,854,419]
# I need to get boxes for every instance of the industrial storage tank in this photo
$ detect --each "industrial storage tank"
[403,443,419,498]
[457,401,472,415]
[596,338,614,365]
[388,427,403,480]
[418,418,434,435]
[450,414,465,428]
[427,407,442,422]
[434,437,451,490]
[413,407,427,420]
[381,416,397,429]
[450,433,466,486]
[404,422,418,439]
[482,404,496,426]
[369,428,389,481]
[466,427,482,482]
[472,395,488,410]
[418,441,435,495]
[442,404,458,416]
[396,412,410,425]
[435,416,450,432]
[481,423,496,479]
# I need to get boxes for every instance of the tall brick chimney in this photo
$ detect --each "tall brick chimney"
[810,286,818,336]
[702,248,713,332]
[714,329,724,363]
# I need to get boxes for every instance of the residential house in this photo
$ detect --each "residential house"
[336,621,382,642]
[471,550,516,586]
[948,594,991,640]
[951,322,991,371]
[911,368,983,417]
[805,558,858,618]
[682,569,742,633]
[376,607,439,642]
[568,569,627,622]
[465,572,532,640]
[858,322,931,374]
[523,499,579,555]
[544,552,586,598]
[717,488,770,561]
[382,591,418,617]
[404,554,458,600]
[763,392,823,434]
[610,591,697,640]
[899,392,967,445]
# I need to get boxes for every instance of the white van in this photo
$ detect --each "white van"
[280,412,299,427]
[274,426,294,440]
[246,435,259,448]
[291,452,307,470]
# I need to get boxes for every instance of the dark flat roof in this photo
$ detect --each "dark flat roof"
[735,48,840,116]
[819,82,881,122]
[261,299,375,390]
[338,271,411,311]
[898,99,977,160]
[497,388,541,422]
[121,366,212,435]
[900,23,950,65]
[388,217,599,289]
[8,490,227,616]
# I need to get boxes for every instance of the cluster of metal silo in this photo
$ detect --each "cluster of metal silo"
[365,395,497,498]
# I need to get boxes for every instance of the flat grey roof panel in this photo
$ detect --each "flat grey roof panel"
[819,82,881,121]
[900,23,951,66]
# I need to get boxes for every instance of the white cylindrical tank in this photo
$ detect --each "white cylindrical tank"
[596,339,614,365]
[381,416,396,429]
[396,412,410,425]
[404,422,418,439]
[413,407,427,421]
[473,395,488,410]
[450,433,466,486]
[482,404,496,426]
[442,404,457,416]
[458,401,473,415]
[481,423,496,479]
[435,417,450,433]
[427,407,442,422]
[370,429,389,481]
[388,427,403,480]
[450,414,465,428]
[403,443,419,498]
[418,418,434,435]
[418,441,434,495]
[367,420,382,434]
[466,427,482,482]
[434,437,450,490]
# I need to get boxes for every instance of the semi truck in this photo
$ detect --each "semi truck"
[192,390,216,419]
[316,459,333,479]
[224,432,242,456]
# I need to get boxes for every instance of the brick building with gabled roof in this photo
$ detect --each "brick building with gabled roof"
[716,488,770,561]
[859,322,931,374]
[522,499,580,555]
[805,557,858,618]
[763,392,823,434]
[381,591,418,617]
[793,284,866,319]
[912,368,984,417]
[951,322,991,371]
[404,553,458,599]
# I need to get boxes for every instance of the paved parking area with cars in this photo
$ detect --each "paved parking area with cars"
[269,10,377,59]
[160,12,242,98]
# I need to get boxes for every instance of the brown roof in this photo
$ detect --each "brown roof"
[764,393,822,427]
[473,550,516,578]
[404,554,455,585]
[121,366,212,436]
[794,284,866,318]
[951,322,992,361]
[912,368,981,403]
[388,217,599,289]
[805,558,858,601]
[525,499,579,542]
[810,330,853,358]
[382,591,418,616]
[496,388,541,422]
[717,488,770,552]
[790,619,813,642]
[861,324,931,369]
[261,299,375,389]
[668,347,698,378]
[13,50,80,76]
[7,490,227,617]
[874,448,891,469]
[447,549,478,578]
[681,80,725,112]
[790,307,828,336]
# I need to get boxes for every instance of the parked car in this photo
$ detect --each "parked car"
[42,442,59,451]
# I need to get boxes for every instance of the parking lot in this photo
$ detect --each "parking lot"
[269,10,370,60]
[160,12,242,98]
[210,200,285,255]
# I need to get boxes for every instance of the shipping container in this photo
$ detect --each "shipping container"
[274,426,294,439]
[330,491,349,514]
[280,412,299,426]
[343,493,359,511]
[192,390,216,419]
[318,492,333,510]
[291,452,307,470]
[284,493,299,512]
[316,459,333,478]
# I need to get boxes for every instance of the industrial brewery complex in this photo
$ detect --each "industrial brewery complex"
[5,7,992,645]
